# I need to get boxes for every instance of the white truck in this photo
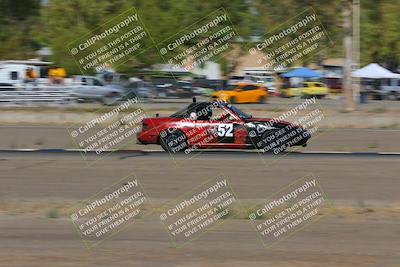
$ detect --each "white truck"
[0,60,52,89]
[71,75,126,105]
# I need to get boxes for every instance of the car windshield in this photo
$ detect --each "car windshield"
[170,106,189,118]
[224,84,238,91]
[170,102,252,119]
[258,77,273,83]
[226,104,252,119]
[170,103,200,118]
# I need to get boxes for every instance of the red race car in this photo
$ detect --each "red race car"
[137,99,310,154]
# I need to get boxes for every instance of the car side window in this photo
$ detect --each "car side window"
[11,71,18,80]
[210,107,234,122]
[87,78,95,86]
[242,85,258,91]
[183,103,211,121]
[93,79,103,86]
[129,82,138,89]
[195,104,213,121]
[315,83,322,87]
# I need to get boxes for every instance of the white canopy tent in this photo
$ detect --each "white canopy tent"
[352,63,400,79]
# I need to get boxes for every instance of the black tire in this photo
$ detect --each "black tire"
[230,97,237,104]
[255,129,286,154]
[160,129,188,153]
[387,92,398,101]
[258,96,266,104]
[254,125,308,154]
[102,92,120,105]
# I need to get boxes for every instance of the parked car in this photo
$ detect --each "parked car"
[227,75,253,85]
[380,78,400,100]
[155,81,195,98]
[122,77,155,99]
[249,75,277,96]
[324,77,342,94]
[72,75,125,105]
[281,82,329,98]
[211,83,268,104]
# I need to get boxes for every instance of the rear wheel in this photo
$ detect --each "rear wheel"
[387,92,398,100]
[160,129,188,153]
[229,97,237,104]
[102,92,120,105]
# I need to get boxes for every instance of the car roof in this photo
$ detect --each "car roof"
[234,82,260,86]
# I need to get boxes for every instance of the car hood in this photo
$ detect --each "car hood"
[245,117,281,123]
[245,117,296,127]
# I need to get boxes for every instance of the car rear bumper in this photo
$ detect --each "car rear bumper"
[136,130,159,145]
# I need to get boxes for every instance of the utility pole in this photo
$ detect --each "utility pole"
[353,0,360,105]
[343,0,356,111]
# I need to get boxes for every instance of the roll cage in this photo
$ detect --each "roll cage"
[169,101,252,121]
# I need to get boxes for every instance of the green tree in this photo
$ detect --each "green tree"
[36,0,253,75]
[0,0,41,59]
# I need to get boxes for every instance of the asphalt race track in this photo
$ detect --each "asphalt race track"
[0,149,399,266]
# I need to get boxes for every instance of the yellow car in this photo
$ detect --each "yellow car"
[211,83,268,104]
[281,82,329,98]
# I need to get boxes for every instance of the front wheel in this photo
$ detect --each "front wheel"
[229,97,237,104]
[102,92,120,105]
[160,129,188,153]
[301,94,311,99]
[255,129,286,154]
[258,96,266,104]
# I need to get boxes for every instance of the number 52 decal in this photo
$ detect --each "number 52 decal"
[216,124,233,137]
